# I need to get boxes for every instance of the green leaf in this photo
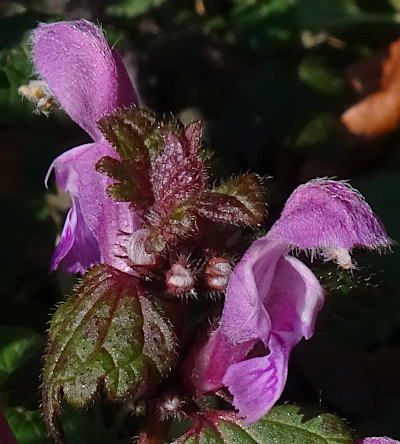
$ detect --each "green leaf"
[172,405,354,444]
[4,407,51,444]
[295,114,337,149]
[296,0,361,30]
[0,326,43,386]
[107,0,167,18]
[43,264,176,443]
[296,0,400,29]
[298,57,344,97]
[389,0,400,11]
[197,174,264,226]
[0,38,33,120]
[61,404,125,444]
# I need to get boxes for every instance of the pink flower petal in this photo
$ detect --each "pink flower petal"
[220,238,288,346]
[222,250,324,423]
[32,20,138,140]
[184,329,256,396]
[49,142,142,274]
[357,439,400,444]
[51,200,100,275]
[185,238,324,423]
[267,179,391,251]
[223,334,290,424]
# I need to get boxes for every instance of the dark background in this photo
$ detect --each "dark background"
[1,1,400,442]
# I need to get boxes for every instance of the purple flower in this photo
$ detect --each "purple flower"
[267,178,391,268]
[357,439,400,444]
[33,20,142,274]
[0,404,17,444]
[187,238,324,423]
[186,179,390,424]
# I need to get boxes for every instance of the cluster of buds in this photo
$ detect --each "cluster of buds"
[165,256,233,297]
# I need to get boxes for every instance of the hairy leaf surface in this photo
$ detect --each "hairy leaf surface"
[197,174,264,226]
[43,264,176,443]
[172,405,354,444]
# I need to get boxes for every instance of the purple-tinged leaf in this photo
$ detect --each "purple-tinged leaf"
[145,203,198,254]
[43,264,176,443]
[184,120,203,156]
[150,129,206,211]
[96,107,159,209]
[97,106,159,160]
[197,174,264,226]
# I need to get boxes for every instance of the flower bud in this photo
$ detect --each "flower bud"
[126,228,157,266]
[166,260,195,296]
[157,394,187,420]
[205,257,232,291]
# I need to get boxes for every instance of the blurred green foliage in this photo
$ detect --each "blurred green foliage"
[1,0,400,442]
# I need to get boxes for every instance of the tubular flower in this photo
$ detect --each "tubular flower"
[187,238,324,424]
[186,179,390,424]
[33,20,141,274]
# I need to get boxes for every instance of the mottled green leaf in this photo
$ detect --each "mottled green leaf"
[43,264,176,443]
[197,174,264,226]
[172,405,354,444]
[0,326,43,386]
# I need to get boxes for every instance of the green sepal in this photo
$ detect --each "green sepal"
[197,174,265,226]
[172,405,354,444]
[42,264,176,443]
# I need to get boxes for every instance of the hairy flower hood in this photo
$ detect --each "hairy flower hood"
[33,20,142,274]
[267,179,391,252]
